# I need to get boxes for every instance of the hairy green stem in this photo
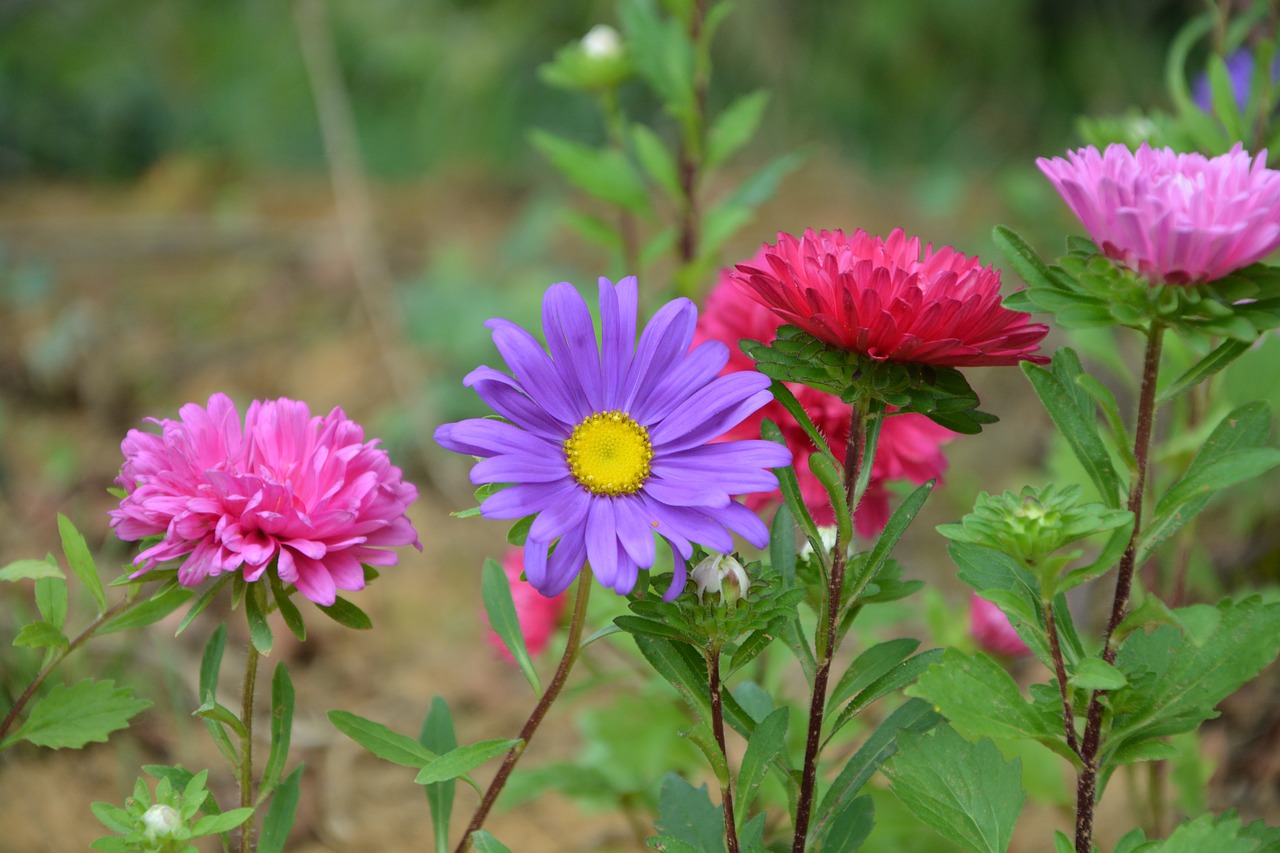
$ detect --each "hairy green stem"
[1075,322,1165,853]
[238,644,262,853]
[708,648,741,853]
[0,594,138,745]
[792,401,867,853]
[455,568,594,853]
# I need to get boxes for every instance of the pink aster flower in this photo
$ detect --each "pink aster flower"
[1037,143,1280,284]
[969,593,1030,658]
[696,256,955,536]
[484,547,566,662]
[730,228,1049,367]
[111,393,421,606]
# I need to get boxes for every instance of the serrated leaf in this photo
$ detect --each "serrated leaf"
[481,557,541,695]
[414,739,520,785]
[734,707,787,823]
[317,596,372,630]
[191,807,254,836]
[421,697,458,853]
[257,765,302,853]
[17,616,67,652]
[58,514,107,613]
[7,679,150,749]
[0,557,64,583]
[530,130,650,213]
[653,773,726,853]
[99,581,195,635]
[706,90,769,170]
[1152,812,1264,853]
[887,725,1025,853]
[328,711,436,768]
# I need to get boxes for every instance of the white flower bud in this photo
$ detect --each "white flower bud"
[691,554,750,605]
[142,803,182,841]
[581,24,622,60]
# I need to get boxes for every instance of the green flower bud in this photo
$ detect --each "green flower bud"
[692,554,750,605]
[538,24,630,93]
[141,804,182,843]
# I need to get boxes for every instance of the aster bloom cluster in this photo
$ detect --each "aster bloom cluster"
[1037,143,1280,285]
[111,393,421,606]
[731,228,1050,368]
[695,257,955,537]
[435,276,792,600]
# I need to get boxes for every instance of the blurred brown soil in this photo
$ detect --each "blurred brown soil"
[0,161,1276,852]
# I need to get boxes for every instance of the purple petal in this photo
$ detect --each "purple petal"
[543,526,588,596]
[543,282,605,410]
[481,480,580,520]
[642,475,732,508]
[464,366,568,439]
[599,277,637,406]
[631,340,730,425]
[528,486,591,542]
[661,541,688,602]
[471,453,570,485]
[585,498,619,589]
[434,417,558,458]
[487,318,587,424]
[622,298,697,412]
[613,495,657,568]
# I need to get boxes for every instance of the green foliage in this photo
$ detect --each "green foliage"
[257,766,303,853]
[91,768,252,853]
[327,710,437,769]
[481,557,542,694]
[648,773,726,853]
[414,739,521,786]
[4,678,150,750]
[887,725,1025,853]
[421,697,459,853]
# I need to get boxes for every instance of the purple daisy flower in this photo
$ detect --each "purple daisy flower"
[434,276,793,600]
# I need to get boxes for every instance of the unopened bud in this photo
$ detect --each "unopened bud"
[581,24,622,59]
[142,804,182,842]
[691,554,749,605]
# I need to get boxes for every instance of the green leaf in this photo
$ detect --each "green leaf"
[257,765,303,853]
[199,623,227,702]
[58,514,107,613]
[244,583,274,655]
[317,596,373,630]
[470,832,514,853]
[1141,402,1274,564]
[812,698,941,841]
[12,620,68,650]
[269,573,306,643]
[734,707,787,823]
[814,794,874,852]
[760,418,824,563]
[1155,448,1280,517]
[90,801,135,834]
[619,0,695,121]
[89,837,132,851]
[1157,338,1253,405]
[887,725,1025,853]
[828,638,921,711]
[722,149,806,209]
[910,649,1064,754]
[0,557,63,583]
[1070,656,1128,691]
[993,225,1063,294]
[1022,354,1124,508]
[259,664,295,798]
[847,481,934,605]
[191,807,255,836]
[705,90,769,170]
[175,574,234,635]
[327,710,436,768]
[632,124,682,199]
[768,503,796,588]
[652,773,726,853]
[98,581,195,635]
[414,739,520,785]
[529,129,650,213]
[421,697,458,853]
[194,699,247,739]
[826,649,943,739]
[632,635,713,723]
[1151,812,1266,853]
[1111,740,1178,766]
[1108,597,1280,763]
[6,679,150,749]
[482,557,542,695]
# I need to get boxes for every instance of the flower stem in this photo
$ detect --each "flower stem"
[0,594,138,745]
[455,568,594,853]
[1043,600,1080,757]
[1075,321,1164,853]
[238,644,262,853]
[792,401,867,853]
[707,647,741,853]
[676,0,708,279]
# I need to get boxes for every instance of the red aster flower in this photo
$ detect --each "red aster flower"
[730,228,1049,367]
[695,255,955,537]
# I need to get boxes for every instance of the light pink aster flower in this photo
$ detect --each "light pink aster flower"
[484,547,566,662]
[111,393,421,606]
[1037,142,1280,284]
[695,255,956,537]
[969,593,1030,658]
[730,228,1049,367]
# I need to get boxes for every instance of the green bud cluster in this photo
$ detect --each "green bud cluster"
[91,769,253,853]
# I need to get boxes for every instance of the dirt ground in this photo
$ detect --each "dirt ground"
[0,163,1277,852]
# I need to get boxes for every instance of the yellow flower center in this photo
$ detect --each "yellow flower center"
[563,410,653,496]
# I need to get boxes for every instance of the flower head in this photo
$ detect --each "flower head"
[695,258,955,536]
[111,393,421,606]
[1037,143,1280,285]
[484,547,566,662]
[969,593,1030,658]
[434,277,792,600]
[730,228,1049,367]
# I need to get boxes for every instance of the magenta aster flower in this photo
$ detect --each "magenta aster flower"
[1037,143,1280,284]
[969,593,1030,658]
[434,276,792,600]
[111,393,421,606]
[695,255,955,536]
[484,547,566,663]
[730,228,1049,367]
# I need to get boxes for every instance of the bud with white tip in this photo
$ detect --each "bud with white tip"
[141,804,182,843]
[691,554,750,605]
[581,24,622,59]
